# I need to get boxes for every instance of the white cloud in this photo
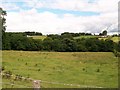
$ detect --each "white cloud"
[6,8,118,35]
[22,0,119,14]
[2,0,119,13]
[2,0,118,35]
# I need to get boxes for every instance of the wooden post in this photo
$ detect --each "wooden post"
[33,80,41,90]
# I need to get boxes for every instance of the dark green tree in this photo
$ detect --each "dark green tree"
[102,30,107,36]
[0,8,7,50]
[43,37,53,51]
[62,38,77,52]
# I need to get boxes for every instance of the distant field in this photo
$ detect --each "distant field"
[74,35,97,39]
[27,35,119,43]
[111,37,119,42]
[2,51,118,88]
[98,36,119,43]
[28,36,47,40]
[74,36,119,43]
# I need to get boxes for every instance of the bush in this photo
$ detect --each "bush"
[96,68,100,72]
[113,49,120,57]
[82,68,85,71]
[2,66,5,71]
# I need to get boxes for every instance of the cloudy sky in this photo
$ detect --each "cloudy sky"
[1,0,119,35]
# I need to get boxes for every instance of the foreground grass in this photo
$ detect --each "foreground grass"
[2,51,118,88]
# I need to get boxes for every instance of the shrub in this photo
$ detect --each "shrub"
[38,69,40,71]
[113,49,120,57]
[35,64,38,66]
[25,63,27,65]
[96,68,100,72]
[82,68,85,71]
[2,66,5,71]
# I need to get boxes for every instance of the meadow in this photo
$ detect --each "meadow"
[28,35,47,40]
[2,51,118,88]
[73,35,97,39]
[74,36,119,43]
[29,35,119,43]
[98,36,119,43]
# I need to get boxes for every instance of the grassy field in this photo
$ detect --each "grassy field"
[2,51,118,88]
[110,37,119,43]
[28,36,47,40]
[73,35,97,39]
[27,35,119,43]
[98,36,119,42]
[74,36,119,43]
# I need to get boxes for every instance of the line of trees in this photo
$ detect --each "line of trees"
[60,32,92,37]
[2,32,120,52]
[25,31,42,36]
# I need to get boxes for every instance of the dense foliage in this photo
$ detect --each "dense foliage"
[0,8,7,50]
[2,32,120,53]
[25,31,42,36]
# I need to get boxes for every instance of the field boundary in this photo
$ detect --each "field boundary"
[1,72,103,88]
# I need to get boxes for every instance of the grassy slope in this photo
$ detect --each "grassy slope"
[111,37,120,43]
[28,36,47,40]
[73,35,97,39]
[28,35,119,43]
[98,36,120,42]
[74,36,119,43]
[2,51,118,88]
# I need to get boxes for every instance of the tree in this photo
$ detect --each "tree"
[76,38,88,52]
[102,30,107,36]
[43,37,53,51]
[52,39,63,51]
[62,38,77,52]
[0,8,7,50]
[47,34,61,40]
[10,33,27,50]
[0,8,7,33]
[33,39,43,51]
[2,33,11,50]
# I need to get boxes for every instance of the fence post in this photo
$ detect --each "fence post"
[33,80,41,90]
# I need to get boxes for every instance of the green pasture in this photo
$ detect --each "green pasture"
[74,36,119,43]
[98,36,119,43]
[28,35,119,43]
[2,51,118,88]
[28,36,47,40]
[74,35,97,39]
[111,37,119,43]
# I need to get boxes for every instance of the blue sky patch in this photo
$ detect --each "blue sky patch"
[2,0,100,16]
[37,8,100,16]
